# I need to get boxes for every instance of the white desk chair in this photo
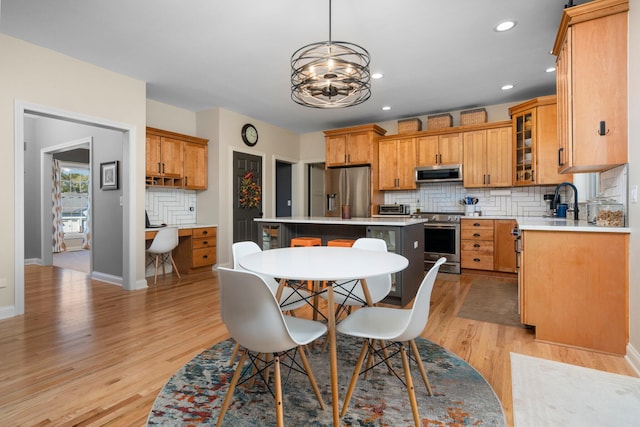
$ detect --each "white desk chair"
[146,227,180,285]
[216,267,326,427]
[336,257,447,426]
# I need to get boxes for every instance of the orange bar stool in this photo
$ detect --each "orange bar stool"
[290,236,322,318]
[290,236,322,247]
[327,239,356,247]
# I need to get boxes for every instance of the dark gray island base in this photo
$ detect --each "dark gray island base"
[255,217,425,306]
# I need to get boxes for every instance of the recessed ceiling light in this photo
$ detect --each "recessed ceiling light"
[495,20,516,32]
[372,73,384,79]
[501,84,514,90]
[382,106,391,111]
[546,67,556,73]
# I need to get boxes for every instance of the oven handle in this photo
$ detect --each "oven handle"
[423,223,459,230]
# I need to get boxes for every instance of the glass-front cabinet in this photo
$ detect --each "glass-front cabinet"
[366,226,400,298]
[513,108,535,186]
[259,223,282,250]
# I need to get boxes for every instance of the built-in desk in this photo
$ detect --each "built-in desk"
[145,224,217,274]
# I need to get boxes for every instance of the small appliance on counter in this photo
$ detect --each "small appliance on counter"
[378,204,411,215]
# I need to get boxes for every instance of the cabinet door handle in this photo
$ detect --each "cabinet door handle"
[157,162,161,173]
[203,254,208,259]
[487,174,490,185]
[184,176,188,186]
[531,170,535,182]
[202,241,208,245]
[202,230,208,235]
[558,147,564,166]
[483,175,486,185]
[473,258,480,262]
[473,223,481,227]
[473,233,480,237]
[162,163,165,173]
[474,243,480,248]
[435,154,439,164]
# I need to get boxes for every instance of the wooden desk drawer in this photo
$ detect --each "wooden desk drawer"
[461,240,494,254]
[461,252,494,270]
[193,236,216,249]
[192,247,216,267]
[193,227,216,238]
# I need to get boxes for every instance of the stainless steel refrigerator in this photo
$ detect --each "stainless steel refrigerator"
[324,166,371,217]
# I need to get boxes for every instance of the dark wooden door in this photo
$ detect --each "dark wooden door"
[233,151,262,244]
[275,160,292,217]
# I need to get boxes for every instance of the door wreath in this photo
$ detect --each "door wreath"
[239,171,261,209]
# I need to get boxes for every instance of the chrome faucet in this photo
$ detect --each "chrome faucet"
[551,181,579,220]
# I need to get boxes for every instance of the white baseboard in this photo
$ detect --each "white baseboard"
[91,271,122,287]
[626,343,640,376]
[134,279,149,290]
[0,305,16,320]
[24,258,43,265]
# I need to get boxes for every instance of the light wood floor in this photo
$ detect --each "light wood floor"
[1,265,636,426]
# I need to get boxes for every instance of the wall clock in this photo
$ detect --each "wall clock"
[241,123,258,146]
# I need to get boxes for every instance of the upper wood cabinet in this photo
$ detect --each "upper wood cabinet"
[462,124,512,188]
[146,127,209,189]
[378,137,417,190]
[324,124,386,167]
[552,0,628,173]
[183,141,208,190]
[509,96,570,186]
[416,133,462,167]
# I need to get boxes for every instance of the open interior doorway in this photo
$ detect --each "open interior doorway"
[307,162,325,216]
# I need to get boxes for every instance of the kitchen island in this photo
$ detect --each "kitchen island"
[254,216,425,306]
[515,217,629,355]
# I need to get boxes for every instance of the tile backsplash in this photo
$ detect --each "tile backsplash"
[384,164,628,220]
[384,184,558,217]
[146,188,197,224]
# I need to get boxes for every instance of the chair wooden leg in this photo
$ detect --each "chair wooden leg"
[378,339,394,374]
[161,253,166,276]
[274,354,284,427]
[400,344,421,427]
[297,345,325,410]
[410,339,433,396]
[216,350,248,427]
[153,255,159,285]
[228,341,241,367]
[340,339,369,418]
[169,253,181,279]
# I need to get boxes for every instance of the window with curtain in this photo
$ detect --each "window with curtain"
[60,162,90,237]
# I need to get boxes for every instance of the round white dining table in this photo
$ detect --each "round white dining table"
[239,245,409,426]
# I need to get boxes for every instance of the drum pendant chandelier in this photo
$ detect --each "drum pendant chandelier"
[290,0,371,108]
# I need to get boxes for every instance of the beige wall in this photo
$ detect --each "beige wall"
[146,99,197,136]
[0,34,147,315]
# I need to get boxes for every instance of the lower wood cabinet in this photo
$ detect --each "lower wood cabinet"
[521,230,628,354]
[461,218,517,273]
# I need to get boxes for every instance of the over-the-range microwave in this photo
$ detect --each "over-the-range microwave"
[415,164,463,183]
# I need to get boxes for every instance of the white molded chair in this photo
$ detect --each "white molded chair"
[145,227,180,285]
[320,237,392,315]
[216,267,327,427]
[232,241,311,313]
[336,257,447,426]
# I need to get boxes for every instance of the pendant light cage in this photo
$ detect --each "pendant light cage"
[291,41,371,108]
[290,0,371,108]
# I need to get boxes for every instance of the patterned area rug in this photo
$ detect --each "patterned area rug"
[148,335,505,426]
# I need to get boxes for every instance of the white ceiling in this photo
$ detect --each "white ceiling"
[0,0,584,134]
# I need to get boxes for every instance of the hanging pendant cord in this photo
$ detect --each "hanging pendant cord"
[328,0,332,42]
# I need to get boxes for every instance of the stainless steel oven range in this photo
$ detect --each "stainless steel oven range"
[411,211,461,274]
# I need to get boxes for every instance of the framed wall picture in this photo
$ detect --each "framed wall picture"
[100,161,119,190]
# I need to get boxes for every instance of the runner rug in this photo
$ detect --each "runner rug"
[148,335,505,426]
[511,352,640,427]
[457,279,522,327]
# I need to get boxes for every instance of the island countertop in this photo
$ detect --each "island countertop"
[515,216,629,233]
[255,216,425,227]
